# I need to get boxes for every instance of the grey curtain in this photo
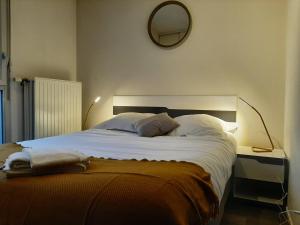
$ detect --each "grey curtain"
[22,80,34,140]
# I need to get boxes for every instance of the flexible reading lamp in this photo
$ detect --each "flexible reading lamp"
[239,97,275,153]
[83,96,101,130]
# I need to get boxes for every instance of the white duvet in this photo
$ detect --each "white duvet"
[18,129,237,199]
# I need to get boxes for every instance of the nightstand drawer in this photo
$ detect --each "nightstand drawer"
[235,157,284,183]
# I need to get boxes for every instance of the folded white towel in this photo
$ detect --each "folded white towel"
[3,151,31,170]
[24,148,89,169]
[3,148,89,171]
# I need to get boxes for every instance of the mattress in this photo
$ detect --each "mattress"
[0,130,236,225]
[18,129,237,199]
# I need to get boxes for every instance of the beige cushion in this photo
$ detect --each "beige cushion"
[135,113,179,137]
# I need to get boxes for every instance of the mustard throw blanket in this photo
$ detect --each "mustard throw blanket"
[0,144,219,225]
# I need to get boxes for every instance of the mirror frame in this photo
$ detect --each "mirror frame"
[148,1,192,48]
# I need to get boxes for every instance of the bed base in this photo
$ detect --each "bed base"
[209,175,232,225]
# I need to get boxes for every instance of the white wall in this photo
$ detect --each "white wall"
[285,0,300,223]
[77,0,287,147]
[10,0,77,80]
[9,0,77,142]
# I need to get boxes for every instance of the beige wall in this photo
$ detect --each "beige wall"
[10,0,76,80]
[77,0,287,147]
[9,0,77,142]
[285,0,300,223]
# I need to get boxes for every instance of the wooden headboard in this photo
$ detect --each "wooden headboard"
[113,96,237,122]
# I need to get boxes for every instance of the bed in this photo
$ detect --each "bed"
[0,96,237,225]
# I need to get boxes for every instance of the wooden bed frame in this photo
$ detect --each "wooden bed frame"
[113,95,237,225]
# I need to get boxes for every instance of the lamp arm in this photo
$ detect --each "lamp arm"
[239,97,275,150]
[83,103,94,130]
[251,107,275,150]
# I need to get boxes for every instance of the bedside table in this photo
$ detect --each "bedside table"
[233,146,289,208]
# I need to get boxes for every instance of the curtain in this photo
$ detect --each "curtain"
[21,80,34,141]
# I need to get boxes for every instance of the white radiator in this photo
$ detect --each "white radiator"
[34,78,82,139]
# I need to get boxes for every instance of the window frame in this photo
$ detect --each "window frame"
[0,0,9,85]
[0,0,10,143]
[0,86,9,143]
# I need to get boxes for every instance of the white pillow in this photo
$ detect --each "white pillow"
[218,120,238,133]
[169,114,238,136]
[94,112,155,132]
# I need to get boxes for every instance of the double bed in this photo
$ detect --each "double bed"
[0,96,237,225]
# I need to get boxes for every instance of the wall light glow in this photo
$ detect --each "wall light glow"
[94,96,101,103]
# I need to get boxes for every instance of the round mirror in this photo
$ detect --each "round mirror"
[148,1,192,48]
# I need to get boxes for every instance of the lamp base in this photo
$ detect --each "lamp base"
[251,146,274,153]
